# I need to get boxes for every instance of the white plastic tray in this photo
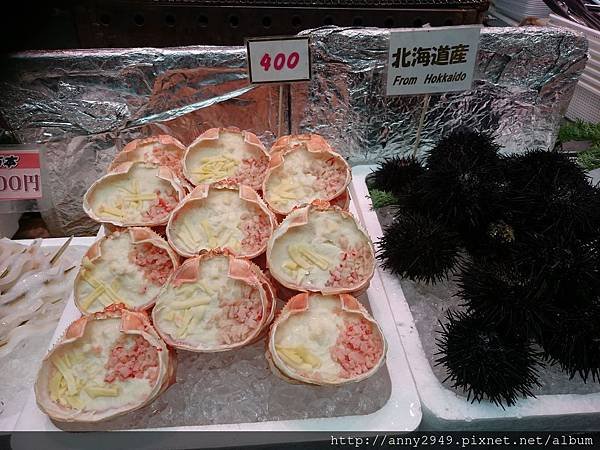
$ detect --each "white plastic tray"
[351,165,600,431]
[0,237,96,434]
[13,197,422,440]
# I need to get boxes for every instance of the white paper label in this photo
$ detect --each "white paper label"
[246,37,310,84]
[386,26,481,96]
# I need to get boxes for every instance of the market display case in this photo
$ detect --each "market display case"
[1,6,599,446]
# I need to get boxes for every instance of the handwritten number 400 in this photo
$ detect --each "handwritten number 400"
[260,52,300,71]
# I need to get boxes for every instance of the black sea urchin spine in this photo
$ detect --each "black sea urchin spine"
[377,212,461,284]
[435,310,542,408]
[504,150,597,237]
[368,156,426,206]
[456,259,550,340]
[420,130,505,233]
[540,299,600,383]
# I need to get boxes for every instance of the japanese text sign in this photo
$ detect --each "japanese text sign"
[246,36,311,84]
[386,26,481,96]
[0,148,43,201]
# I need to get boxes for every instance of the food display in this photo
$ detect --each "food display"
[152,250,274,352]
[108,135,187,183]
[35,304,175,423]
[4,19,597,433]
[83,162,186,227]
[24,129,387,428]
[266,201,375,295]
[166,184,276,258]
[74,228,180,314]
[269,133,333,155]
[183,127,269,192]
[0,239,78,358]
[262,136,351,215]
[266,292,386,386]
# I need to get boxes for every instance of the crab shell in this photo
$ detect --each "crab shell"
[330,188,350,211]
[166,184,277,259]
[34,304,176,423]
[269,133,334,155]
[266,201,375,295]
[74,227,181,314]
[183,127,269,191]
[109,135,186,175]
[266,292,387,386]
[262,141,351,216]
[151,249,273,352]
[249,263,277,342]
[83,162,186,227]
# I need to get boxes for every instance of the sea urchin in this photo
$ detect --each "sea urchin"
[368,156,425,199]
[435,310,542,408]
[377,211,461,284]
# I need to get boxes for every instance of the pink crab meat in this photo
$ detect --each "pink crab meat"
[129,243,174,286]
[143,190,179,221]
[221,157,269,191]
[331,318,383,378]
[105,335,160,384]
[326,243,372,289]
[213,286,263,345]
[149,148,183,179]
[311,157,347,198]
[240,211,271,253]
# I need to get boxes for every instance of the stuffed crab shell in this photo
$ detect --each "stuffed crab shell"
[263,137,351,215]
[167,184,276,258]
[269,133,333,155]
[35,305,175,423]
[267,202,375,295]
[83,162,185,227]
[109,135,186,181]
[152,251,273,352]
[183,127,269,191]
[330,188,350,211]
[267,293,386,385]
[74,228,180,314]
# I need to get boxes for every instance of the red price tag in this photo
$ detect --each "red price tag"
[246,37,310,84]
[0,149,43,201]
[259,51,300,72]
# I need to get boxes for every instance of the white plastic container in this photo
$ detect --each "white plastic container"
[350,165,600,431]
[13,201,422,441]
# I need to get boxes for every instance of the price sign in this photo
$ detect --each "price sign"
[246,36,311,84]
[386,25,481,96]
[0,148,43,201]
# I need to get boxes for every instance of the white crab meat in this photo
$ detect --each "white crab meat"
[167,186,275,258]
[74,229,179,314]
[263,143,350,215]
[152,253,271,352]
[268,293,386,385]
[84,163,184,227]
[267,204,375,295]
[183,128,268,191]
[35,306,174,423]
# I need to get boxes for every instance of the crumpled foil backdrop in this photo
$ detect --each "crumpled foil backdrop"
[292,26,588,165]
[0,26,587,236]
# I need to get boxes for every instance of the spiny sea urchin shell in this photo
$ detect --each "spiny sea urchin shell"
[540,299,600,383]
[435,310,542,408]
[377,212,461,284]
[368,156,425,202]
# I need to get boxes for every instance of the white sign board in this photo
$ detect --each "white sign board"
[246,36,311,84]
[386,26,481,96]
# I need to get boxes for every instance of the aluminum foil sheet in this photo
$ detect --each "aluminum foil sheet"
[0,47,284,236]
[0,26,587,236]
[292,26,588,165]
